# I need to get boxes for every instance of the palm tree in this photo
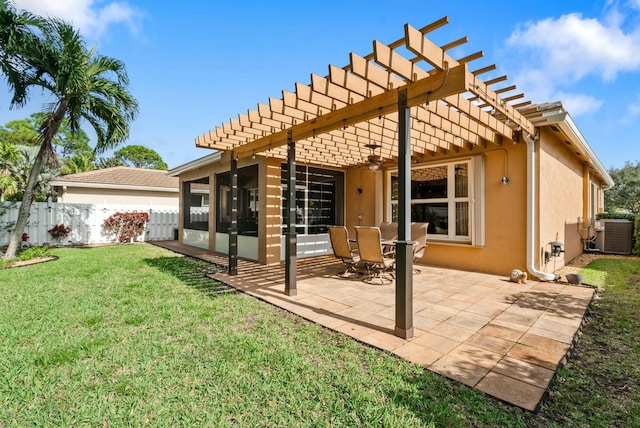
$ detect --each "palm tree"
[0,1,44,108]
[60,153,95,175]
[0,141,19,201]
[11,145,57,201]
[1,14,138,259]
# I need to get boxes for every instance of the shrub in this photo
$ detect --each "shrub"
[103,211,149,243]
[597,212,636,221]
[18,245,50,261]
[48,223,71,242]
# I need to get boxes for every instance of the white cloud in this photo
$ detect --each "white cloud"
[13,0,141,38]
[505,5,640,117]
[507,12,640,83]
[622,97,640,122]
[555,92,604,116]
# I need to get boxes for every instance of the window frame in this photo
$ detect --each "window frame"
[182,177,210,231]
[280,164,345,236]
[387,156,485,245]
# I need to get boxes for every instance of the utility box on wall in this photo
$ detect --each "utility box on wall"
[595,219,634,255]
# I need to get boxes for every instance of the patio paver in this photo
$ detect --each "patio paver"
[152,241,594,411]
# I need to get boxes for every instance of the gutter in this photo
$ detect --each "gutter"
[538,108,614,190]
[48,182,177,192]
[167,151,223,177]
[524,132,560,281]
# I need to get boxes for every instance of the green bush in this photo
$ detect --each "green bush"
[17,245,50,261]
[596,212,636,221]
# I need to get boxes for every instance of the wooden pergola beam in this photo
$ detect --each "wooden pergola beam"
[231,64,469,159]
[404,23,535,136]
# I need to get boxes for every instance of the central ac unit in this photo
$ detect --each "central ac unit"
[594,219,633,255]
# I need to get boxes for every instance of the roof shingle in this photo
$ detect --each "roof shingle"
[50,167,178,190]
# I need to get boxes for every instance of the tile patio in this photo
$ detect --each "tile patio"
[152,241,594,411]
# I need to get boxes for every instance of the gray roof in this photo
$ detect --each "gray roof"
[50,167,178,191]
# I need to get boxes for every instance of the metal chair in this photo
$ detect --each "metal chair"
[411,222,428,274]
[379,221,398,256]
[328,226,361,278]
[355,226,395,285]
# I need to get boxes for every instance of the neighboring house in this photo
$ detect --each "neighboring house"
[167,20,613,281]
[50,166,179,207]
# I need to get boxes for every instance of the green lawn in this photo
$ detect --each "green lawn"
[0,244,525,427]
[528,257,640,427]
[1,245,638,427]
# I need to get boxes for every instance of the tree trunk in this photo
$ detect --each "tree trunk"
[3,100,67,259]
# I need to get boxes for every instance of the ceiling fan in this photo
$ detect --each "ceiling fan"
[365,142,383,171]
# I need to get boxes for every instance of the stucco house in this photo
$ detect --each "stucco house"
[50,166,179,207]
[168,20,612,287]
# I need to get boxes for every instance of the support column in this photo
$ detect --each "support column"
[285,131,297,296]
[395,89,414,339]
[228,152,238,275]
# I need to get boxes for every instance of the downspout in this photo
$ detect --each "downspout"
[524,132,560,281]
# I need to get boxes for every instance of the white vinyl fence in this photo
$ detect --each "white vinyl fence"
[0,202,179,247]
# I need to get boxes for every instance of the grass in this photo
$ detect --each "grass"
[0,244,527,427]
[529,258,640,427]
[2,245,639,426]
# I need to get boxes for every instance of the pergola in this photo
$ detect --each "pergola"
[196,17,544,339]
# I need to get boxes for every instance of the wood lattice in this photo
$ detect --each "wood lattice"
[196,17,543,169]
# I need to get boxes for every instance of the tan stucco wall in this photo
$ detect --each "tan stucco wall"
[342,144,530,276]
[537,128,587,274]
[56,187,178,206]
[177,127,605,278]
[345,166,381,237]
[405,144,528,276]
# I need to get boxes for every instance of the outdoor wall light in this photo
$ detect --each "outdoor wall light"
[486,148,510,186]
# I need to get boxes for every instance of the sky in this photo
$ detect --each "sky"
[2,0,640,170]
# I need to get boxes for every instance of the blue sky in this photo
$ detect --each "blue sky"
[3,0,640,170]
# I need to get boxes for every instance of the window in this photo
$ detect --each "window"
[183,177,210,231]
[390,158,484,244]
[281,165,344,235]
[216,164,259,237]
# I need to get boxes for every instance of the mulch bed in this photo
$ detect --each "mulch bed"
[2,255,58,269]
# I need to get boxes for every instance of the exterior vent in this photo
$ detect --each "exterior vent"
[550,125,560,132]
[595,219,634,254]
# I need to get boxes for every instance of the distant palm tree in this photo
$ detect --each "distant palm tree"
[1,11,138,259]
[0,141,19,201]
[11,146,57,200]
[60,154,95,175]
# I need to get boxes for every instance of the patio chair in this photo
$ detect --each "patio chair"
[355,226,395,285]
[411,222,428,274]
[328,226,361,278]
[379,222,398,241]
[379,221,398,256]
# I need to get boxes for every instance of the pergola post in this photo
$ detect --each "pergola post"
[395,89,414,339]
[285,130,297,296]
[228,152,238,275]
